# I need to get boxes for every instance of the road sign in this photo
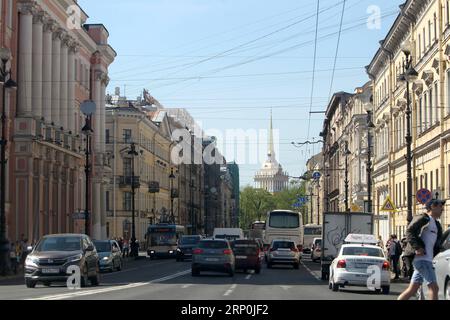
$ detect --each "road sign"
[416,188,432,204]
[351,204,362,212]
[312,171,321,180]
[380,196,397,212]
[374,215,389,221]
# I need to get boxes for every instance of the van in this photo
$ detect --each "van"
[213,228,244,241]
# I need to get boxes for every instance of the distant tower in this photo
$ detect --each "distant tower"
[254,110,289,193]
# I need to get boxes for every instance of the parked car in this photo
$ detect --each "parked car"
[311,238,322,262]
[93,240,122,272]
[24,234,100,288]
[266,240,300,269]
[231,239,262,274]
[191,239,235,277]
[176,235,203,261]
[329,243,390,294]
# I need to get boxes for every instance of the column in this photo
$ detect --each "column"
[60,36,69,130]
[52,29,63,126]
[94,70,103,152]
[100,76,108,153]
[42,19,54,123]
[32,11,44,119]
[18,2,34,116]
[93,182,101,239]
[68,43,77,133]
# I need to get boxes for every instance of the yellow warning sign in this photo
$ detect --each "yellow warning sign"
[351,204,362,212]
[381,196,397,212]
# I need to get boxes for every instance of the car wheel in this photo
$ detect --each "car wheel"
[332,281,339,292]
[382,286,390,295]
[117,260,122,271]
[445,279,450,300]
[191,268,200,277]
[25,279,36,288]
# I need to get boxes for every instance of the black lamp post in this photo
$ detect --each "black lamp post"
[169,168,175,224]
[128,142,139,258]
[344,141,351,212]
[365,106,375,216]
[399,40,418,225]
[0,48,17,275]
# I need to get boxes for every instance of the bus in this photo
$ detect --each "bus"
[264,210,304,252]
[146,223,185,259]
[248,221,265,239]
[302,224,322,254]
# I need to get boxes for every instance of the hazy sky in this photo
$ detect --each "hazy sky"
[79,0,399,187]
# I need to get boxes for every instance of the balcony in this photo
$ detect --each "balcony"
[118,176,140,188]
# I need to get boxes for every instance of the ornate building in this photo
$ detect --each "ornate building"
[254,112,289,193]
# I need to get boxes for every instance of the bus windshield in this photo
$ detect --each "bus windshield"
[304,227,322,235]
[150,232,177,246]
[269,212,299,228]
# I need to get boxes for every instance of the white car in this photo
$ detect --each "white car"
[329,244,391,294]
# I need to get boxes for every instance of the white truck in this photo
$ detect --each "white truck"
[320,212,373,280]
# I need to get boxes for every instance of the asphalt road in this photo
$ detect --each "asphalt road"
[0,254,410,300]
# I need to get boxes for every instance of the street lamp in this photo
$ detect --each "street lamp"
[169,168,175,224]
[399,39,418,225]
[128,142,139,258]
[80,101,96,237]
[343,141,351,212]
[0,47,17,275]
[365,104,375,217]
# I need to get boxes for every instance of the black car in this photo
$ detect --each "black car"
[176,235,203,261]
[24,234,100,288]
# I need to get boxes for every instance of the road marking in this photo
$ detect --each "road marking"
[301,261,322,281]
[280,285,292,290]
[181,284,193,289]
[102,260,174,277]
[223,284,237,296]
[245,274,251,280]
[27,269,191,300]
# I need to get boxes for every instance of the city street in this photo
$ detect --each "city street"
[0,255,410,300]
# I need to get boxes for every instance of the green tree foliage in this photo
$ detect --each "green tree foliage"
[239,181,307,229]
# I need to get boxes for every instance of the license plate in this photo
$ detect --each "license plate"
[236,256,247,259]
[42,268,59,274]
[355,274,369,278]
[205,258,219,262]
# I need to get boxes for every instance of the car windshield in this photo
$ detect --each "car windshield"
[35,237,82,252]
[272,241,295,250]
[93,241,111,252]
[342,247,384,257]
[198,241,228,249]
[180,236,200,245]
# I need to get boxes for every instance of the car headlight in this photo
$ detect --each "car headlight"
[176,248,181,252]
[169,250,174,254]
[150,250,155,254]
[102,256,111,261]
[67,254,83,263]
[25,256,39,267]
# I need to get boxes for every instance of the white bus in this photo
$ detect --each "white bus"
[264,210,304,252]
[146,223,185,259]
[302,224,322,254]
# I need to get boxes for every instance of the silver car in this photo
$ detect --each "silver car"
[191,239,235,276]
[94,240,123,272]
[267,240,300,269]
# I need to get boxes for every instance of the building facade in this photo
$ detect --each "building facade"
[305,152,323,225]
[367,0,450,241]
[3,0,115,242]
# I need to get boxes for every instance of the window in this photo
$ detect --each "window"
[418,96,423,134]
[435,82,439,123]
[403,181,406,206]
[447,71,450,113]
[123,129,132,143]
[123,158,132,176]
[428,20,432,47]
[421,175,424,189]
[75,59,78,81]
[434,13,437,41]
[106,191,110,211]
[424,92,428,129]
[105,129,110,144]
[418,34,422,57]
[429,87,433,126]
[423,28,426,53]
[425,173,428,189]
[123,192,132,211]
[436,169,439,189]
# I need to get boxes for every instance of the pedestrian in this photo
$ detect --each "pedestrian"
[389,234,402,280]
[9,242,17,274]
[398,198,445,300]
[123,239,129,257]
[377,235,384,249]
[15,241,22,270]
[401,237,414,280]
[118,237,123,251]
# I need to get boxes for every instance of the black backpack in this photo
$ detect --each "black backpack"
[395,240,403,256]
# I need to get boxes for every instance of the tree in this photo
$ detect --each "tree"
[239,187,275,229]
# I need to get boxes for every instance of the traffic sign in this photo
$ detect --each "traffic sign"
[416,188,432,204]
[380,196,397,212]
[312,171,321,180]
[351,204,362,212]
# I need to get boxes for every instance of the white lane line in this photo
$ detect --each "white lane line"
[223,284,237,296]
[245,274,251,280]
[102,260,177,277]
[27,269,191,300]
[181,284,193,289]
[280,285,292,290]
[301,261,322,281]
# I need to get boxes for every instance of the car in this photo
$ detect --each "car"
[254,238,265,260]
[24,233,100,288]
[311,238,322,262]
[417,228,450,300]
[176,235,203,261]
[191,239,235,277]
[231,239,262,274]
[94,240,123,272]
[329,243,390,294]
[266,240,300,269]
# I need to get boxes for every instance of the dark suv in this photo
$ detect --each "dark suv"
[231,239,262,274]
[24,234,100,288]
[176,235,202,261]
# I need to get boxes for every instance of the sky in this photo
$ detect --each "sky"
[79,0,400,188]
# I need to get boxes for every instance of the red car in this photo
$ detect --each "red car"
[231,239,262,274]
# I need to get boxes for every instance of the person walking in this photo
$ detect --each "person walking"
[398,198,445,300]
[123,239,129,257]
[9,242,17,274]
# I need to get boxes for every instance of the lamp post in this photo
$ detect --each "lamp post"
[399,40,418,225]
[169,168,175,224]
[0,47,17,275]
[80,101,96,237]
[344,141,351,212]
[128,142,139,258]
[365,106,375,214]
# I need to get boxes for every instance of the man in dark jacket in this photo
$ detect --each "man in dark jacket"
[398,198,444,300]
